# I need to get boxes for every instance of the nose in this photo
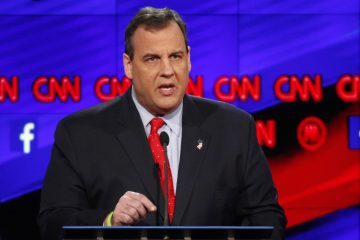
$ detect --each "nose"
[159,58,175,78]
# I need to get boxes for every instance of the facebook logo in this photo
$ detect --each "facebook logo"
[19,122,35,154]
[10,120,38,154]
[348,116,360,150]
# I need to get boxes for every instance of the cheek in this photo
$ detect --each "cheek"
[174,65,189,78]
[134,71,155,88]
[177,69,190,86]
[138,79,158,100]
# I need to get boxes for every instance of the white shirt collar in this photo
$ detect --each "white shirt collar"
[131,87,182,136]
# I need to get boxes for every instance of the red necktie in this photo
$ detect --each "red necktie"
[148,118,175,224]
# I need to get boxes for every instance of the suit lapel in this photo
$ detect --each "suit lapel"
[114,90,165,221]
[173,95,211,225]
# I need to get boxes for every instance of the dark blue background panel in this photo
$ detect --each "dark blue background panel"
[239,0,360,14]
[0,113,64,202]
[348,116,360,150]
[0,0,116,15]
[0,15,117,114]
[287,207,360,240]
[237,14,360,112]
[117,0,238,15]
[184,15,239,97]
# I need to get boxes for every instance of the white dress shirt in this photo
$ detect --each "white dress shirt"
[131,88,183,193]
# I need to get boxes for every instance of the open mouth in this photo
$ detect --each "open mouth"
[158,83,176,96]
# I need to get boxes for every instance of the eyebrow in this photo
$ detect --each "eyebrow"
[142,53,160,60]
[170,50,185,56]
[142,50,185,60]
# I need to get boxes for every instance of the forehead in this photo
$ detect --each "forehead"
[131,21,187,55]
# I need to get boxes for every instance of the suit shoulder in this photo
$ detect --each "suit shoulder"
[58,96,123,128]
[188,95,252,123]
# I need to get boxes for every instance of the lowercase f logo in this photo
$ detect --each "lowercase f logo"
[19,122,35,154]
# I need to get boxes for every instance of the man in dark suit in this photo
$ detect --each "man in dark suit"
[38,7,286,240]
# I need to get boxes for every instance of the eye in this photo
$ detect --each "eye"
[145,56,159,62]
[170,54,182,60]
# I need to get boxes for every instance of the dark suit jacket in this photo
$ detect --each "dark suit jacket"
[38,89,286,240]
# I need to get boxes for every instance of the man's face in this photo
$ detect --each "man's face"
[123,21,191,116]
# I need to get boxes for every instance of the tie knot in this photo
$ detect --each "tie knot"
[150,118,165,133]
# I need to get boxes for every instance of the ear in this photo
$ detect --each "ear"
[187,46,192,72]
[123,53,133,79]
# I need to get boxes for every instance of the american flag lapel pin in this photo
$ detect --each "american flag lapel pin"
[197,139,203,150]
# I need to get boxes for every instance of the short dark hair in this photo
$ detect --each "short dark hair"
[125,7,188,60]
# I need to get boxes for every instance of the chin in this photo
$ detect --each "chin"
[156,104,178,115]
